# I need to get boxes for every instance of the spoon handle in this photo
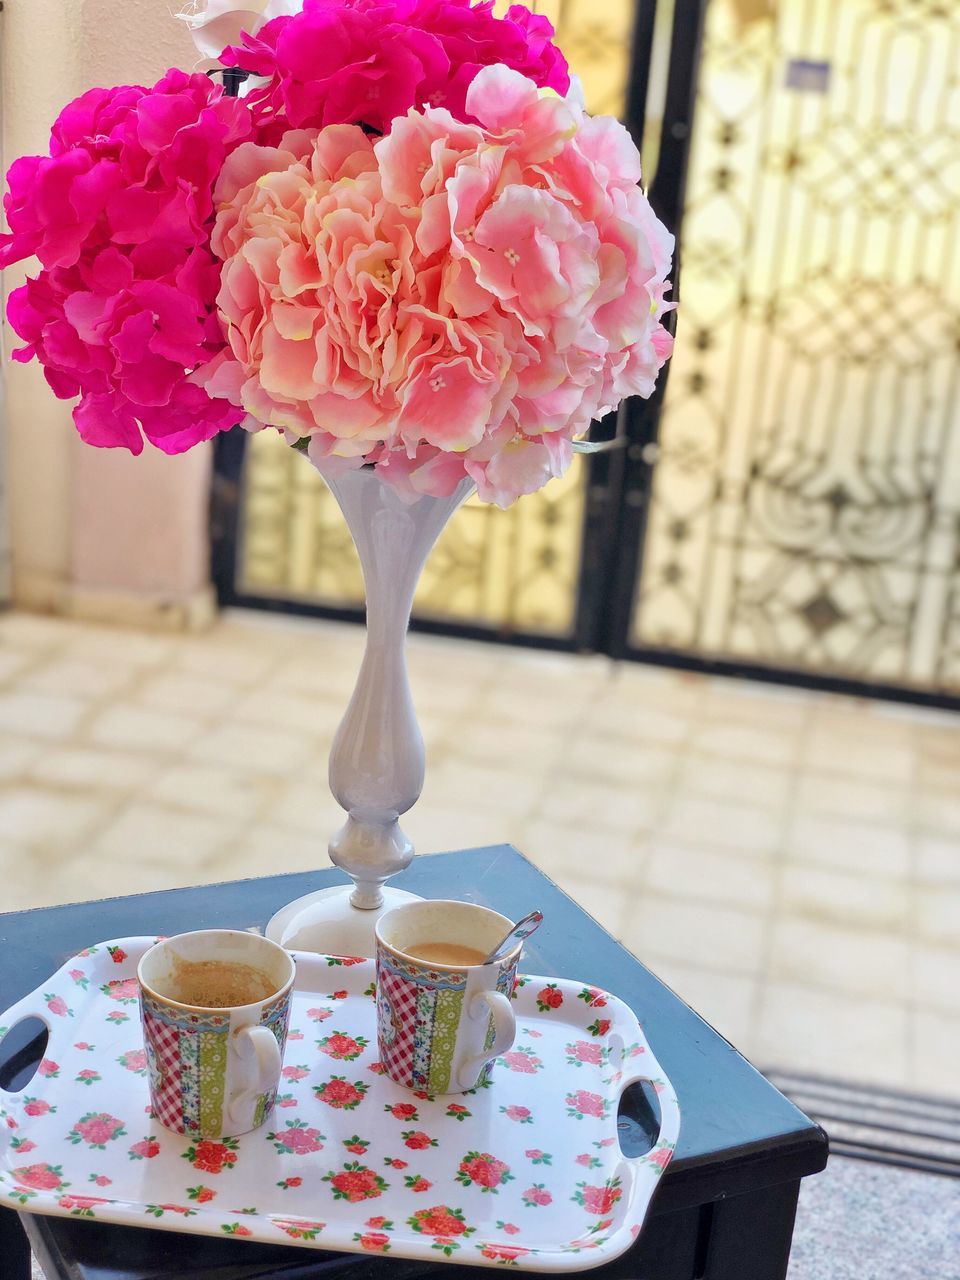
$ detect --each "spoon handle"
[485,909,544,965]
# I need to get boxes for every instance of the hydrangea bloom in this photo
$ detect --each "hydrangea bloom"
[198,66,673,505]
[224,0,569,143]
[0,70,254,453]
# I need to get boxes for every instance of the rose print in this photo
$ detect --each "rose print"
[146,1204,196,1219]
[480,1244,531,1263]
[385,1101,418,1121]
[456,1152,513,1194]
[446,1103,471,1121]
[10,1137,36,1155]
[317,1031,368,1061]
[587,1018,612,1038]
[521,1184,552,1208]
[74,1042,94,1052]
[117,1049,148,1075]
[37,1059,60,1079]
[499,1105,532,1124]
[182,1137,240,1174]
[281,1065,310,1082]
[577,986,607,1008]
[187,1185,216,1203]
[499,1046,542,1074]
[106,1011,129,1025]
[106,945,127,964]
[566,1090,610,1120]
[75,1069,101,1086]
[23,1097,56,1117]
[524,1149,552,1165]
[13,1163,69,1193]
[535,984,563,1012]
[401,1130,437,1151]
[323,1162,388,1203]
[313,1077,368,1110]
[276,1219,326,1241]
[412,1089,435,1101]
[306,1007,333,1022]
[367,1061,385,1075]
[287,1030,304,1041]
[221,1223,253,1237]
[325,955,364,966]
[384,1156,409,1170]
[344,1135,370,1155]
[275,1093,297,1109]
[89,1175,112,1187]
[59,1194,109,1217]
[329,990,348,1000]
[354,1229,391,1252]
[573,1178,622,1215]
[566,1040,605,1067]
[575,1153,602,1169]
[129,1137,161,1160]
[407,1205,474,1256]
[497,1221,521,1236]
[101,978,139,1004]
[647,1141,675,1173]
[67,1113,126,1149]
[404,1174,432,1193]
[276,1176,302,1191]
[266,1120,324,1156]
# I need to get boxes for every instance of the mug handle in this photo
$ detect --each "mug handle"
[227,1025,282,1127]
[456,990,516,1091]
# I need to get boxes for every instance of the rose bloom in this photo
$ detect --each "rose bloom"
[201,66,673,507]
[225,0,569,143]
[0,70,253,454]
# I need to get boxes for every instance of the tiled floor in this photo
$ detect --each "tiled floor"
[1,607,958,1098]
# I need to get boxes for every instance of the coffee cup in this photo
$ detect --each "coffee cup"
[375,900,521,1095]
[137,929,295,1138]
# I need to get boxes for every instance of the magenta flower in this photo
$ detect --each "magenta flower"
[225,0,569,142]
[1,70,254,454]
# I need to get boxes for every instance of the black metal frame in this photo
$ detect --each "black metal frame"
[208,0,960,711]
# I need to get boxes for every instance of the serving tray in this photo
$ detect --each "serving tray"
[0,937,679,1272]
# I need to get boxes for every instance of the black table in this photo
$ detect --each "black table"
[0,847,827,1280]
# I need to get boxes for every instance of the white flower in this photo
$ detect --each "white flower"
[178,0,302,61]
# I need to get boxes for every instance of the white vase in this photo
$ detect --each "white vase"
[265,459,475,957]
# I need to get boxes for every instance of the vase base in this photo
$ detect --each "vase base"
[265,885,423,958]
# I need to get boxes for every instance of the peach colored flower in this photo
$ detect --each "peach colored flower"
[201,65,673,506]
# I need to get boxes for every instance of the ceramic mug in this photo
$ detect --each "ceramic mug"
[137,930,295,1139]
[375,900,521,1094]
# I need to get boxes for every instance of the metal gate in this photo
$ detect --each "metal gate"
[212,0,960,705]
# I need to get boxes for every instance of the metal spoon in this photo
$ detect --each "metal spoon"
[483,910,544,965]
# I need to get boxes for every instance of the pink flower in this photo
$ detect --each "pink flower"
[226,0,568,143]
[1,70,254,454]
[201,65,673,507]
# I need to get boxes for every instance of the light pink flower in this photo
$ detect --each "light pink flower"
[201,66,673,506]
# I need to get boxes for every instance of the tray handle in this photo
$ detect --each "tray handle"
[615,1035,681,1174]
[0,988,57,1113]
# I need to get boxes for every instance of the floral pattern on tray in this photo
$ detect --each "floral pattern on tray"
[0,939,679,1272]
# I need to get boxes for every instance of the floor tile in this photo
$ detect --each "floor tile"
[915,834,960,888]
[642,840,776,912]
[676,753,793,810]
[87,802,238,867]
[20,656,135,701]
[0,785,109,849]
[639,957,759,1048]
[688,721,800,767]
[528,778,666,836]
[914,887,960,949]
[147,764,278,822]
[86,705,204,753]
[912,944,960,1013]
[659,794,784,857]
[785,813,911,878]
[134,672,240,718]
[518,819,644,887]
[26,747,159,792]
[185,723,319,776]
[795,772,910,824]
[622,897,767,975]
[755,982,909,1089]
[768,918,910,1001]
[778,864,910,932]
[911,1011,960,1097]
[0,692,88,740]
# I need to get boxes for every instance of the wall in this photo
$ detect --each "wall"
[1,0,215,627]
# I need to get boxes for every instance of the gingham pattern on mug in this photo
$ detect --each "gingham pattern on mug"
[142,1005,185,1134]
[376,965,419,1087]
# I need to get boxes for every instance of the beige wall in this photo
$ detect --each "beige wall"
[1,0,216,626]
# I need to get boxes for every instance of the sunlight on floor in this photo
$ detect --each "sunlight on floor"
[0,608,957,1099]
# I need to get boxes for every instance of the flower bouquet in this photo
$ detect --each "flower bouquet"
[0,0,675,952]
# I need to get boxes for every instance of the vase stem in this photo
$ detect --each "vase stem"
[317,464,474,909]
